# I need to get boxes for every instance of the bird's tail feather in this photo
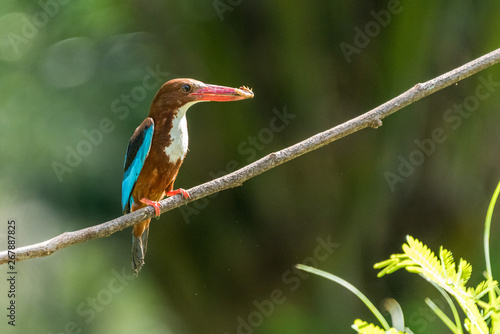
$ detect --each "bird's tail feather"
[132,226,149,275]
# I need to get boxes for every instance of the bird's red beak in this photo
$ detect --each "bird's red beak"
[192,84,254,102]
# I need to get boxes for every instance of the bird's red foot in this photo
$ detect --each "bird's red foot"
[140,198,161,216]
[167,188,190,199]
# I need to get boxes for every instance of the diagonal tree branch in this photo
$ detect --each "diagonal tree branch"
[2,47,500,265]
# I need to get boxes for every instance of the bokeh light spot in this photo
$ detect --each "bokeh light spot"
[41,37,98,88]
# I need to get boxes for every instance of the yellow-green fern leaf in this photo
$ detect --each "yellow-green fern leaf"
[456,259,472,286]
[470,278,497,302]
[439,247,456,280]
[376,236,489,333]
[352,319,404,334]
[489,311,500,334]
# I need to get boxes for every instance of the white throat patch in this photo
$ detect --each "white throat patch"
[163,101,198,163]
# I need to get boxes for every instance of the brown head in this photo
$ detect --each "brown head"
[149,78,254,119]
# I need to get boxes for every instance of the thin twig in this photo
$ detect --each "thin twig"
[1,47,500,265]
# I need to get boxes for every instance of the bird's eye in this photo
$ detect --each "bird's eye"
[181,84,192,93]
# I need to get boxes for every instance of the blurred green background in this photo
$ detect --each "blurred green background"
[1,0,500,333]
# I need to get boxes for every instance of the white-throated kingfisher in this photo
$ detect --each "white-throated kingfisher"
[122,78,253,274]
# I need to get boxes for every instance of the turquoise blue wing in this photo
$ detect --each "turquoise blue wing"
[122,117,154,214]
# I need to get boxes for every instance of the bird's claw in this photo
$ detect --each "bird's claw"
[167,188,190,199]
[140,198,161,216]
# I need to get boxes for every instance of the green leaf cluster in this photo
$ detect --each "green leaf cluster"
[352,319,405,333]
[296,180,500,333]
[375,235,499,334]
